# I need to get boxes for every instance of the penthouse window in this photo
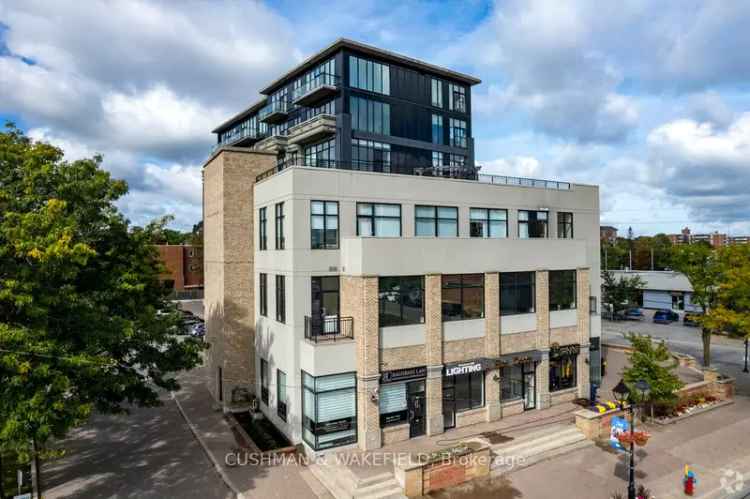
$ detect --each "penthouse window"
[431,114,444,145]
[259,207,267,250]
[442,274,484,321]
[349,55,390,95]
[500,272,535,315]
[357,203,401,237]
[558,212,574,239]
[415,205,458,237]
[350,96,390,136]
[379,276,424,327]
[303,138,335,168]
[448,83,466,113]
[311,200,339,249]
[549,270,577,311]
[518,210,548,239]
[449,118,467,148]
[470,208,507,238]
[352,139,391,172]
[275,202,285,249]
[431,78,443,108]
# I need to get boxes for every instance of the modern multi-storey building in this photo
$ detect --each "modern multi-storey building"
[203,39,602,455]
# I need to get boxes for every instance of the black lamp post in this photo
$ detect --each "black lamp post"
[613,379,651,499]
[744,338,749,374]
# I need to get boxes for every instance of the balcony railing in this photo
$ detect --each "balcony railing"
[292,73,340,105]
[477,174,572,190]
[304,315,354,342]
[259,100,289,124]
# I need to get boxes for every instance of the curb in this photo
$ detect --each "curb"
[171,391,247,499]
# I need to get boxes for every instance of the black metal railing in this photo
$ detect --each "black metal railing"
[477,173,572,190]
[292,73,340,102]
[304,315,354,342]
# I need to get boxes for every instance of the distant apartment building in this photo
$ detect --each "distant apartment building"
[668,227,748,248]
[203,39,602,455]
[155,244,204,292]
[600,225,618,243]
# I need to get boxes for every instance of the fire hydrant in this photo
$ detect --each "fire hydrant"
[683,466,698,496]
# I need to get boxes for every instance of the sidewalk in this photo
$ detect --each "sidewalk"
[172,366,324,499]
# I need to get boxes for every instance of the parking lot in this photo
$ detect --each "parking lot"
[604,307,700,338]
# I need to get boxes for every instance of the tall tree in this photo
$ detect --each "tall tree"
[671,243,720,366]
[701,244,750,341]
[0,125,205,492]
[601,270,645,318]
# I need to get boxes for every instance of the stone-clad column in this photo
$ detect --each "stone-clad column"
[578,345,591,399]
[484,272,501,422]
[535,270,551,409]
[425,273,444,436]
[342,274,382,451]
[576,268,591,398]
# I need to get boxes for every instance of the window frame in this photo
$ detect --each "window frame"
[260,358,269,405]
[301,370,358,451]
[500,272,536,316]
[549,351,578,392]
[431,114,444,145]
[311,200,339,250]
[276,274,286,323]
[518,210,549,239]
[378,276,425,327]
[277,369,287,421]
[259,207,267,251]
[557,212,574,239]
[431,78,443,108]
[350,96,390,136]
[445,370,484,412]
[549,269,577,311]
[441,273,485,322]
[259,273,268,317]
[415,205,458,237]
[469,208,508,238]
[275,202,285,249]
[356,202,402,237]
[448,83,467,113]
[449,117,467,148]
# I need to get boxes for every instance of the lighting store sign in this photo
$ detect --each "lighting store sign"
[444,361,483,377]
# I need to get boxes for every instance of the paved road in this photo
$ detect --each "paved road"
[43,387,232,499]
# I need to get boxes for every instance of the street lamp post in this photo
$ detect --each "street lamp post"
[743,338,749,374]
[613,379,651,499]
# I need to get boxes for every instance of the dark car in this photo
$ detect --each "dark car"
[624,307,644,320]
[653,309,679,324]
[684,313,702,327]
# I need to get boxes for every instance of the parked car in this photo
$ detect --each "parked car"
[624,307,644,320]
[684,313,702,327]
[653,309,679,324]
[191,322,206,338]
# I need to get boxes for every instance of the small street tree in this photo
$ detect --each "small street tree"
[623,333,683,414]
[671,243,720,366]
[601,270,645,319]
[0,124,206,494]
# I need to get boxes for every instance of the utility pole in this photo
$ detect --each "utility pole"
[628,226,634,270]
[651,248,654,270]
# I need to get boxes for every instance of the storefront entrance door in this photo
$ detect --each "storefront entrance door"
[523,363,536,410]
[442,386,456,430]
[407,381,426,438]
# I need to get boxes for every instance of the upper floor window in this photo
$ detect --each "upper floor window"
[275,202,285,249]
[357,203,401,237]
[349,55,390,95]
[449,118,467,148]
[431,114,444,145]
[449,154,465,167]
[276,274,286,322]
[415,205,458,237]
[549,270,577,311]
[379,276,424,327]
[350,96,390,135]
[442,274,484,321]
[303,138,336,168]
[259,273,268,317]
[558,212,574,239]
[448,83,466,113]
[470,208,507,238]
[432,151,444,167]
[260,358,269,405]
[294,58,336,96]
[259,207,267,250]
[311,200,339,249]
[519,210,548,239]
[500,272,535,316]
[431,78,443,108]
[352,139,391,172]
[277,369,287,422]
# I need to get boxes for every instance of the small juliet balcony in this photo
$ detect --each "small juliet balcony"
[287,113,336,146]
[259,100,289,125]
[304,315,354,343]
[292,73,340,107]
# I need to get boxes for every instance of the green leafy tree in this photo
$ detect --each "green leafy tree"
[671,243,720,366]
[701,244,750,341]
[0,124,206,494]
[601,270,645,318]
[623,333,683,412]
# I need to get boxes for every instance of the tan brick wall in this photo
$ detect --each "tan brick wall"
[484,273,500,357]
[535,270,550,350]
[425,274,443,366]
[550,326,579,346]
[381,423,410,445]
[380,345,427,370]
[576,268,591,345]
[426,369,443,436]
[444,337,485,363]
[500,331,537,354]
[456,407,486,428]
[203,149,275,405]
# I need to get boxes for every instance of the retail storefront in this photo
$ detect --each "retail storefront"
[494,350,543,411]
[549,344,580,392]
[442,360,486,429]
[302,371,357,450]
[379,366,427,438]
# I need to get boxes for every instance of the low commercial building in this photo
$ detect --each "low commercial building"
[610,270,700,312]
[203,40,602,455]
[155,244,204,292]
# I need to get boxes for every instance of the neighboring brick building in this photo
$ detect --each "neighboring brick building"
[156,244,204,291]
[203,40,602,456]
[600,225,618,243]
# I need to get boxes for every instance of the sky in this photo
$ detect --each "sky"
[1,0,749,236]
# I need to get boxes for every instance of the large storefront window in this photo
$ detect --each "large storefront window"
[443,364,484,413]
[442,274,484,321]
[302,371,357,450]
[379,276,424,327]
[501,365,523,400]
[549,344,579,392]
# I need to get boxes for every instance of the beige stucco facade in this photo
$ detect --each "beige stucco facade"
[205,159,600,454]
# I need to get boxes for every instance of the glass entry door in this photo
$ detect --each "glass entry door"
[442,385,456,430]
[407,381,426,438]
[523,363,536,410]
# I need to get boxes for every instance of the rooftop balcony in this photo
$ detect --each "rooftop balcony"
[259,100,290,125]
[287,113,336,146]
[212,127,264,153]
[292,73,340,107]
